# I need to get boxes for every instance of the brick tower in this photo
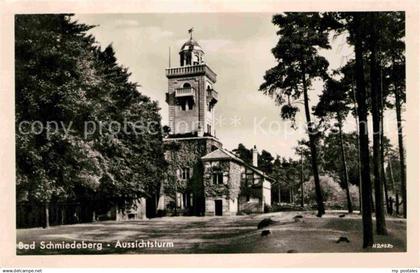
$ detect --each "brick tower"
[161,31,222,216]
[165,30,218,137]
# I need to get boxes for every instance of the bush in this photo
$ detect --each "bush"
[271,203,306,212]
[302,175,359,210]
[156,209,167,217]
[264,204,272,213]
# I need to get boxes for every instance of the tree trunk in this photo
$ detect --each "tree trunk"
[338,120,353,213]
[301,64,325,217]
[353,13,374,248]
[351,77,363,213]
[381,152,390,213]
[393,59,406,219]
[369,13,387,235]
[380,117,390,214]
[44,201,50,228]
[388,158,397,215]
[61,207,65,225]
[300,151,304,208]
[380,68,390,214]
[115,202,120,221]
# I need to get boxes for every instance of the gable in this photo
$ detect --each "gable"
[201,148,275,182]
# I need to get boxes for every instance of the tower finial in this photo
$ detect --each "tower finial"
[188,27,194,40]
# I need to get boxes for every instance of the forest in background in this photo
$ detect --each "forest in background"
[259,12,405,248]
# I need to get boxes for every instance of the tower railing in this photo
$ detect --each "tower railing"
[166,64,217,82]
[175,87,195,97]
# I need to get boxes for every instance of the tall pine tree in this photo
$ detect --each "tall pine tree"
[260,13,332,217]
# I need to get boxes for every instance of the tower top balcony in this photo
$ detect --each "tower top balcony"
[166,64,217,83]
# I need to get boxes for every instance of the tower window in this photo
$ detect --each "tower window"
[177,83,194,111]
[180,97,194,111]
[207,86,214,112]
[186,53,191,65]
[193,53,200,65]
[180,53,184,66]
[207,124,211,135]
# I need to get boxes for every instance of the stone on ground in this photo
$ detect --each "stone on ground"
[257,218,275,229]
[336,236,350,243]
[261,230,271,236]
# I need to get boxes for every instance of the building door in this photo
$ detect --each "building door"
[215,200,223,216]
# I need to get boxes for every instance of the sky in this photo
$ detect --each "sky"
[75,13,401,159]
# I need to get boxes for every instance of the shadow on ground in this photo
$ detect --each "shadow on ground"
[16,211,406,255]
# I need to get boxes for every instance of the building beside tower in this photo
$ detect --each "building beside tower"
[159,32,273,216]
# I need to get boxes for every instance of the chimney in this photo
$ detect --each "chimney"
[252,145,258,167]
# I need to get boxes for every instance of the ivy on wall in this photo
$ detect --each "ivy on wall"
[203,161,231,198]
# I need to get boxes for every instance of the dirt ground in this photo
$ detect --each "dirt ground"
[16,211,406,255]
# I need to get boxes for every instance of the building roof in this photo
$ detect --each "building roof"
[180,38,203,52]
[201,148,231,161]
[201,148,275,182]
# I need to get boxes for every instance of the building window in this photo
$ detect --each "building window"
[245,171,254,185]
[254,175,261,185]
[177,193,182,208]
[242,170,254,201]
[207,124,211,135]
[212,169,224,185]
[179,97,194,111]
[181,168,190,180]
[183,192,191,208]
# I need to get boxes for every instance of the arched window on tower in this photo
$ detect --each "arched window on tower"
[193,53,200,65]
[185,52,192,65]
[180,52,184,66]
[178,83,194,111]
